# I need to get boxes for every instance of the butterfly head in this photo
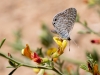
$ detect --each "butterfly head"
[67,37,71,41]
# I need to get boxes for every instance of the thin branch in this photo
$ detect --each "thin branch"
[84,25,100,36]
[52,67,63,75]
[61,56,85,65]
[79,21,100,36]
[0,52,52,69]
[0,52,63,75]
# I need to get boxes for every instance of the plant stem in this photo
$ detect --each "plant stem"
[0,52,63,74]
[0,39,63,74]
[79,21,100,36]
[85,25,100,36]
[0,52,51,69]
[61,56,85,65]
[52,67,63,75]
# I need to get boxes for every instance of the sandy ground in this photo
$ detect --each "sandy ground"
[0,0,100,75]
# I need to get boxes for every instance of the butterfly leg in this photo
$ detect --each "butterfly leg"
[51,30,58,34]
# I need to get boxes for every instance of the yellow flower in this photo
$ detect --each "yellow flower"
[53,37,67,52]
[47,48,57,56]
[53,36,67,55]
[33,68,40,73]
[47,36,67,58]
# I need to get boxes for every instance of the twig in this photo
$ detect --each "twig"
[79,21,100,36]
[61,56,85,65]
[0,52,63,75]
[52,67,63,75]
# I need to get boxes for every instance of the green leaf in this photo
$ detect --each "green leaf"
[74,66,80,75]
[78,30,91,34]
[86,50,99,63]
[0,39,6,49]
[86,31,91,34]
[13,28,22,40]
[92,49,99,62]
[9,28,24,51]
[8,54,19,68]
[36,48,44,57]
[83,21,87,27]
[40,23,53,47]
[80,64,88,71]
[9,60,18,68]
[78,31,85,34]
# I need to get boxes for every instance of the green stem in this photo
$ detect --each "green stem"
[0,39,63,74]
[57,58,64,72]
[0,52,63,74]
[0,52,52,69]
[85,25,100,36]
[61,56,85,65]
[52,67,63,75]
[79,21,100,36]
[22,64,52,69]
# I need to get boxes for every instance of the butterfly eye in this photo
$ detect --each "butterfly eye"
[53,22,55,25]
[55,19,57,21]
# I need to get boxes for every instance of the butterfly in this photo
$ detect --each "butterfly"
[52,8,77,41]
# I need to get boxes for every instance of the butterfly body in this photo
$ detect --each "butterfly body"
[52,8,77,40]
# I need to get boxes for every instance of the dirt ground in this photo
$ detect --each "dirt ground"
[0,0,100,75]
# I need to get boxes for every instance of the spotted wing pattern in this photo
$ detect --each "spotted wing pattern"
[52,8,77,39]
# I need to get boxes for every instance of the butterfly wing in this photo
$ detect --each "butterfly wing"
[52,8,77,39]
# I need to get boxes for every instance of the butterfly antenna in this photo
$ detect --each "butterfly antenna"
[68,40,70,51]
[71,38,79,49]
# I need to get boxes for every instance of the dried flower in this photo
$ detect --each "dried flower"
[31,52,42,64]
[21,44,32,59]
[91,39,100,44]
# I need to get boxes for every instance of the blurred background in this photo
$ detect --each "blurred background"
[0,0,100,75]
